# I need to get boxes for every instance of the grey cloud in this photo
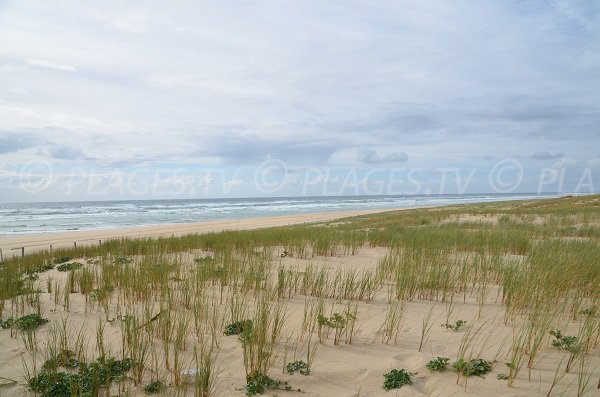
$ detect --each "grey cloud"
[0,132,41,154]
[42,146,88,160]
[528,151,564,160]
[358,149,408,164]
[197,133,337,165]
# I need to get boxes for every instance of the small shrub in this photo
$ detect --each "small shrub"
[144,380,165,394]
[56,262,83,272]
[224,319,253,336]
[383,368,412,391]
[497,373,509,380]
[426,357,450,372]
[54,256,71,264]
[452,358,492,377]
[286,360,309,375]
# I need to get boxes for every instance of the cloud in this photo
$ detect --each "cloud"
[552,157,578,169]
[528,151,565,160]
[358,149,408,164]
[26,59,76,72]
[40,146,89,161]
[0,132,42,154]
[0,1,598,199]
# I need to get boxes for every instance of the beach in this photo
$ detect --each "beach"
[0,196,599,396]
[0,208,401,259]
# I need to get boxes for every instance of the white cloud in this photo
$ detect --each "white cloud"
[26,59,76,72]
[0,0,598,199]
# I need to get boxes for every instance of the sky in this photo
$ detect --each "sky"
[0,0,599,202]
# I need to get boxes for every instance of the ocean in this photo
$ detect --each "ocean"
[0,193,559,235]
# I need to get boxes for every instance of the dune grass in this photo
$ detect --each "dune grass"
[0,194,599,395]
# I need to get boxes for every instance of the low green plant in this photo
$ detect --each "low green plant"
[143,380,165,394]
[452,358,492,377]
[442,320,467,331]
[114,256,132,265]
[497,373,509,380]
[25,263,55,275]
[244,371,295,396]
[549,330,578,352]
[224,319,253,336]
[29,355,132,397]
[318,312,355,345]
[426,357,450,372]
[1,314,49,330]
[28,371,80,397]
[286,360,309,375]
[194,256,215,264]
[0,318,12,329]
[42,350,80,371]
[383,368,412,390]
[54,256,71,264]
[578,308,596,316]
[56,262,83,272]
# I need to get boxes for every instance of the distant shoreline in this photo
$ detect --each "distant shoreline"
[0,193,559,238]
[0,207,405,258]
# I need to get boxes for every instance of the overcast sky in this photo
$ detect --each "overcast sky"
[1,0,599,201]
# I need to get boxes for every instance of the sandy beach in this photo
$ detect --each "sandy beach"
[1,196,599,397]
[0,208,401,259]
